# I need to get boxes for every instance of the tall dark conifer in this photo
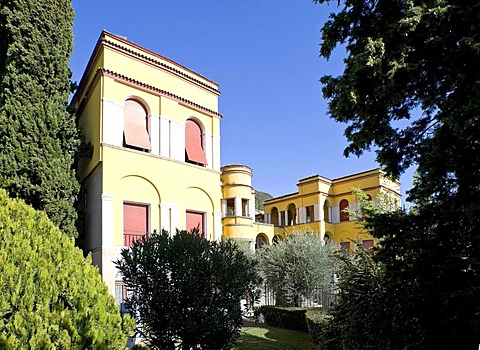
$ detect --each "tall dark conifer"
[0,0,79,237]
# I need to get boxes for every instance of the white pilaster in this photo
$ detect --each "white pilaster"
[249,199,255,218]
[160,203,180,234]
[212,135,221,172]
[277,211,282,226]
[266,213,271,224]
[331,206,339,223]
[204,132,212,169]
[150,114,160,156]
[314,203,321,222]
[159,117,171,158]
[284,211,288,226]
[234,197,242,217]
[221,199,227,217]
[213,210,222,241]
[300,207,307,223]
[102,99,123,147]
[170,120,185,162]
[101,193,115,247]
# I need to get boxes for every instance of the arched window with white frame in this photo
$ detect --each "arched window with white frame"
[185,119,207,166]
[123,98,151,151]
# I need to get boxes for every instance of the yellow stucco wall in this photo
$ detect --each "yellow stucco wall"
[263,169,401,250]
[102,146,221,243]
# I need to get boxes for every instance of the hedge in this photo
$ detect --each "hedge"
[306,310,334,345]
[258,306,322,333]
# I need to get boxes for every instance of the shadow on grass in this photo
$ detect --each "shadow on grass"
[233,323,316,350]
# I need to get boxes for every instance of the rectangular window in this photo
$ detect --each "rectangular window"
[362,239,374,250]
[340,241,351,251]
[306,205,314,222]
[186,211,205,236]
[123,203,149,247]
[226,198,235,217]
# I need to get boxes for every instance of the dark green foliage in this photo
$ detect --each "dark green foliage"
[115,229,260,350]
[259,306,318,333]
[316,0,480,204]
[0,189,133,349]
[255,190,272,210]
[0,0,80,237]
[370,201,480,349]
[317,249,392,350]
[314,1,480,349]
[305,310,333,347]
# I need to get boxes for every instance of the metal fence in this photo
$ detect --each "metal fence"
[259,283,337,311]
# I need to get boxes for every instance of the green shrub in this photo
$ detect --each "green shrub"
[0,189,134,349]
[259,306,322,332]
[116,229,260,349]
[306,310,337,348]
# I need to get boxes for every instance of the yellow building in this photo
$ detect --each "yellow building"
[72,31,223,295]
[261,169,401,250]
[73,31,400,299]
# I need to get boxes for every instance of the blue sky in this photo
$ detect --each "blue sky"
[70,0,414,203]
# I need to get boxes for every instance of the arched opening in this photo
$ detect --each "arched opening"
[271,207,279,226]
[323,200,330,222]
[255,233,269,250]
[324,232,332,243]
[339,199,349,222]
[287,203,296,226]
[123,98,151,151]
[185,119,207,166]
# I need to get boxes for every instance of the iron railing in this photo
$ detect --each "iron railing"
[123,230,147,247]
[259,283,337,311]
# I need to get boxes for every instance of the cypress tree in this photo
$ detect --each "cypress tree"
[0,0,80,237]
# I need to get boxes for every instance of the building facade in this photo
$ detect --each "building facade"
[72,31,400,297]
[261,169,401,251]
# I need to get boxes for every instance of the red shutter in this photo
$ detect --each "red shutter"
[123,203,148,246]
[185,120,207,165]
[339,199,349,222]
[124,99,151,150]
[186,211,204,235]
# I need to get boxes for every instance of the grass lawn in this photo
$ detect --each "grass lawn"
[233,322,316,350]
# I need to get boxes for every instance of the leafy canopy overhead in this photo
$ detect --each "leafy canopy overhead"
[316,0,480,203]
[314,1,480,348]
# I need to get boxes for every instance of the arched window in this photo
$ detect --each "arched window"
[185,119,207,166]
[123,99,151,151]
[323,200,330,222]
[273,235,281,244]
[287,203,296,225]
[255,234,268,250]
[271,207,279,226]
[339,199,349,222]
